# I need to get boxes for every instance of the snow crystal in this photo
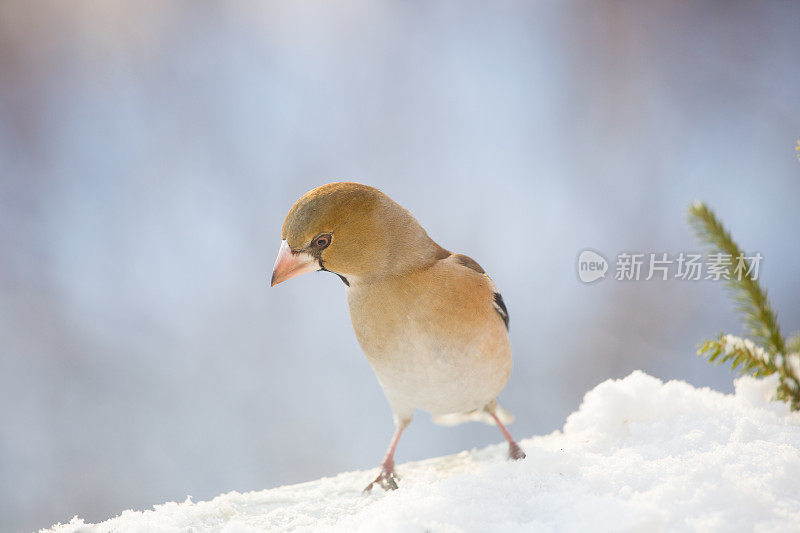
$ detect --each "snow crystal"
[43,371,800,532]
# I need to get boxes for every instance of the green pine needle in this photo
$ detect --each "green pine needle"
[788,334,800,355]
[689,201,799,410]
[698,333,777,377]
[688,202,785,355]
[698,333,800,410]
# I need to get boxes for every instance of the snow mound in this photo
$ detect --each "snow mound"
[44,371,800,532]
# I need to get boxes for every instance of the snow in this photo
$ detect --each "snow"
[43,371,800,533]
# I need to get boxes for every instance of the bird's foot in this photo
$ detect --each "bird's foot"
[363,460,399,492]
[508,441,526,460]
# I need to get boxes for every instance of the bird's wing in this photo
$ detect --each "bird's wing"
[449,254,509,331]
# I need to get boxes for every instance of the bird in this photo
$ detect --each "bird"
[270,182,525,492]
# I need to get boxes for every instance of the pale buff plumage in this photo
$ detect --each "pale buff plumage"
[347,256,511,422]
[271,182,524,491]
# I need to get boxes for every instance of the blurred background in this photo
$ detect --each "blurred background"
[2,1,799,531]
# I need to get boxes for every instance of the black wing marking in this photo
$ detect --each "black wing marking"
[493,292,509,330]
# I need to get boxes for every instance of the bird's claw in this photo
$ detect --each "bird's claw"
[363,468,399,492]
[508,441,526,460]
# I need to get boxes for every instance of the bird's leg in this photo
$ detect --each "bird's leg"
[488,409,526,460]
[363,420,409,492]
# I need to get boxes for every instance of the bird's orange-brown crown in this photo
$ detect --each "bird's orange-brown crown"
[280,182,448,280]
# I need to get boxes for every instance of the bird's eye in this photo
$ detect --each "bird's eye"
[314,234,331,249]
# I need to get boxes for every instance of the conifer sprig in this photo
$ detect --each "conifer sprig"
[689,201,800,410]
[688,202,784,355]
[699,334,800,409]
[700,334,779,376]
[789,334,800,355]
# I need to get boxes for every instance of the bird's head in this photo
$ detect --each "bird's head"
[270,182,447,286]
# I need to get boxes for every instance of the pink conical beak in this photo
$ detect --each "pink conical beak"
[270,240,321,286]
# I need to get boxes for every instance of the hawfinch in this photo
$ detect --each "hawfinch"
[271,183,525,491]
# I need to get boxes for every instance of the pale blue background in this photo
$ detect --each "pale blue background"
[2,2,799,531]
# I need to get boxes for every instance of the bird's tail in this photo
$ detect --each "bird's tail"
[431,402,515,427]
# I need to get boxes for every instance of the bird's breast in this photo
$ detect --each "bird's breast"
[344,268,511,416]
